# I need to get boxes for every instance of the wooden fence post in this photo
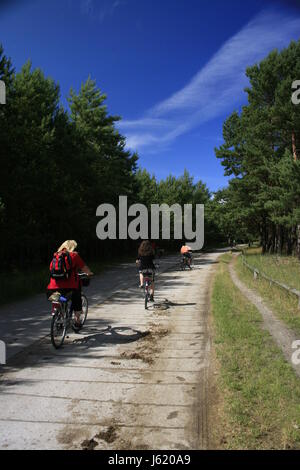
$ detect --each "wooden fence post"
[241,253,300,309]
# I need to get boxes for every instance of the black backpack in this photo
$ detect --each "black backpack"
[50,251,72,280]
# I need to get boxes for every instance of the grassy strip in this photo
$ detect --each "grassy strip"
[211,254,300,449]
[243,247,300,291]
[236,255,300,335]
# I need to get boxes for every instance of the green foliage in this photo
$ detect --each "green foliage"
[215,40,300,254]
[0,44,218,277]
[0,46,139,268]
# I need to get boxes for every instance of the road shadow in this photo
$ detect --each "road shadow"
[163,299,197,307]
[72,326,150,349]
[0,253,216,377]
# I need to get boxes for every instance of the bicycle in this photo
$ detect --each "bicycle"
[142,269,155,310]
[49,273,90,349]
[180,254,192,271]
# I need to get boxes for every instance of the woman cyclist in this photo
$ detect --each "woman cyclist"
[46,240,93,327]
[136,240,156,301]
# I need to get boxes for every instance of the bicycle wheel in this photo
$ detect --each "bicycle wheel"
[81,294,88,325]
[50,309,67,349]
[144,287,148,310]
[71,293,88,332]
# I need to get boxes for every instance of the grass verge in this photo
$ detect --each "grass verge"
[236,254,300,335]
[210,254,300,449]
[243,247,300,291]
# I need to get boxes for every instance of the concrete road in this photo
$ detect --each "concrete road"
[0,252,220,450]
[0,256,177,360]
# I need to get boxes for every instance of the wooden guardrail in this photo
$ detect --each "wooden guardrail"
[241,254,300,309]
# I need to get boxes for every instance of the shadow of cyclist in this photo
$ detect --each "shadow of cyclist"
[71,325,150,349]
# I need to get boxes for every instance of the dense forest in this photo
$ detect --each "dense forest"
[214,40,300,257]
[2,37,300,272]
[0,45,220,271]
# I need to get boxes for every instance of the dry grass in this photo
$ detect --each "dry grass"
[243,247,300,291]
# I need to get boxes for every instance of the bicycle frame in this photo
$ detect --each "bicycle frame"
[49,275,91,349]
[143,272,154,309]
[144,275,153,293]
[51,297,71,324]
[181,254,192,270]
[50,295,77,348]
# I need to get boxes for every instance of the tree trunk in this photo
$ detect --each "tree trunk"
[268,233,275,254]
[275,225,281,254]
[279,226,284,255]
[261,223,267,254]
[297,224,300,260]
[287,232,292,255]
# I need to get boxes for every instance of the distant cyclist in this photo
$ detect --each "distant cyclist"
[46,240,93,327]
[180,243,192,268]
[136,240,156,301]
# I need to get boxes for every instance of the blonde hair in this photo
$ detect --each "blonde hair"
[57,240,77,253]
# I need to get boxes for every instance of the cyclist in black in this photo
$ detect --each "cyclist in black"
[136,240,156,301]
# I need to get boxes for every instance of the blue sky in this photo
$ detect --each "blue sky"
[1,0,300,191]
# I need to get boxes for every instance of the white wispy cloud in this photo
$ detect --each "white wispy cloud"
[79,0,125,23]
[119,9,300,153]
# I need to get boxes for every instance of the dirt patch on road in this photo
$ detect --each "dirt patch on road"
[116,438,151,450]
[80,425,118,450]
[95,425,118,443]
[81,438,99,450]
[57,428,81,448]
[149,326,169,337]
[120,351,150,362]
[119,324,170,365]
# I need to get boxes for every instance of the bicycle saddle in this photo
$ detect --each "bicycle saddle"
[48,292,61,302]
